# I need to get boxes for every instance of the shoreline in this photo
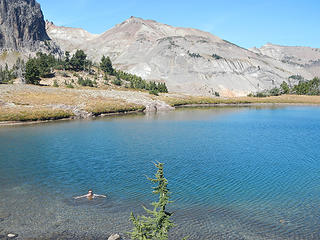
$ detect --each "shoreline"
[0,109,145,127]
[175,102,320,108]
[1,101,320,127]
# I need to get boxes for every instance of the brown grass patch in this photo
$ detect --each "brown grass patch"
[238,95,320,104]
[85,98,145,116]
[0,107,74,122]
[160,95,320,107]
[159,95,251,106]
[2,91,82,106]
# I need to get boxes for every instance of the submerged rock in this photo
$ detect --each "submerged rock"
[7,233,18,238]
[108,233,121,240]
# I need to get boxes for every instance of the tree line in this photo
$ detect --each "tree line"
[19,49,168,94]
[114,69,168,94]
[249,76,320,97]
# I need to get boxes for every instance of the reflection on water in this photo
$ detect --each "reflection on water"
[1,106,320,239]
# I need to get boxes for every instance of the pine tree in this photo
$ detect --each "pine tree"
[100,55,114,75]
[25,58,40,85]
[280,81,290,94]
[129,162,174,240]
[64,51,70,70]
[70,50,87,71]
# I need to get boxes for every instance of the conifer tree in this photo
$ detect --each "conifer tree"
[100,55,114,75]
[129,162,174,240]
[64,51,70,70]
[70,50,87,71]
[25,58,40,85]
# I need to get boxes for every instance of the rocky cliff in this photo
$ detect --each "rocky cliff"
[0,0,60,62]
[47,17,315,96]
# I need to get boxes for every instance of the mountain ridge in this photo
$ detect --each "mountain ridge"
[0,0,318,97]
[47,16,317,96]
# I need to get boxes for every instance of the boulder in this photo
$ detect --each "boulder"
[108,233,121,240]
[7,233,18,238]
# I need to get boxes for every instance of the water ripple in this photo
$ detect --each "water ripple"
[1,106,320,239]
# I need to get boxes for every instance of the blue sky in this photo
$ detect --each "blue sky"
[38,0,319,49]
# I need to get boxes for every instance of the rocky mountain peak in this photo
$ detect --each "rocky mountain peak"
[0,0,50,51]
[47,16,316,96]
[123,16,154,24]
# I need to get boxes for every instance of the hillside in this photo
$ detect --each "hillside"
[46,17,314,97]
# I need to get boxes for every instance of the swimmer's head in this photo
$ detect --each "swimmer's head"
[88,189,93,195]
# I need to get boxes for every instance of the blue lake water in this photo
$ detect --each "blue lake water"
[1,106,320,239]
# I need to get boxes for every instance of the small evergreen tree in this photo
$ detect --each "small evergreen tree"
[36,52,51,77]
[25,58,40,85]
[64,51,71,70]
[70,50,87,71]
[100,55,114,75]
[130,162,174,240]
[280,81,290,94]
[157,82,168,93]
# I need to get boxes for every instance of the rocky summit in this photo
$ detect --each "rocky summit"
[0,0,60,60]
[46,16,318,96]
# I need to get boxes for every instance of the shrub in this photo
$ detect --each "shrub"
[289,75,304,81]
[112,77,122,86]
[53,80,59,87]
[77,77,94,87]
[0,63,17,84]
[269,87,280,96]
[66,83,74,88]
[212,54,222,60]
[149,89,159,96]
[256,92,267,97]
[187,51,201,58]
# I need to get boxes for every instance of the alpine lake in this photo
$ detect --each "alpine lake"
[1,105,320,239]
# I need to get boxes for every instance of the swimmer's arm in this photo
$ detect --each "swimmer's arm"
[93,194,107,198]
[73,194,88,199]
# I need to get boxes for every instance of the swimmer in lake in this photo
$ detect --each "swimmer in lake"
[74,189,106,200]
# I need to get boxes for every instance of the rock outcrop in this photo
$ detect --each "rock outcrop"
[47,17,314,96]
[0,0,61,63]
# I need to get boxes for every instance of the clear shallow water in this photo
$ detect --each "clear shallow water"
[1,106,320,239]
